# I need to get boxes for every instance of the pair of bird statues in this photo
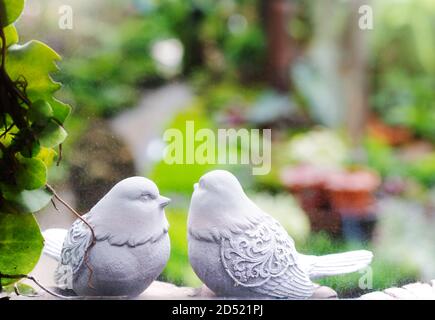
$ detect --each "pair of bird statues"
[43,170,373,299]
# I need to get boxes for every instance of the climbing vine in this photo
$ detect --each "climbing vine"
[0,0,71,290]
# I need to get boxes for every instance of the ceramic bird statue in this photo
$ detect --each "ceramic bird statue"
[42,177,171,297]
[188,170,373,299]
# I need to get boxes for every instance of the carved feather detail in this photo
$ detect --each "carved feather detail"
[54,214,93,289]
[220,216,316,299]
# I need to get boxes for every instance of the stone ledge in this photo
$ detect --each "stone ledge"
[10,281,339,300]
[8,281,207,300]
[359,280,435,300]
[9,277,435,300]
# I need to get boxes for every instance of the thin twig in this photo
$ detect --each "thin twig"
[0,20,7,71]
[56,143,62,166]
[45,184,94,237]
[13,283,20,296]
[45,184,97,288]
[51,198,59,212]
[0,123,14,139]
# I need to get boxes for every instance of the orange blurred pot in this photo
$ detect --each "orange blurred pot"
[280,164,329,210]
[280,165,341,235]
[326,169,380,217]
[368,116,413,146]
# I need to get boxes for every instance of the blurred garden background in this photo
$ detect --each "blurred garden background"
[16,0,435,297]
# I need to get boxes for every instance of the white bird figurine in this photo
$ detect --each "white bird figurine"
[43,177,171,297]
[188,170,373,299]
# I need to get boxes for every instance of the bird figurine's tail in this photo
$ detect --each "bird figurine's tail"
[42,228,68,261]
[301,250,373,279]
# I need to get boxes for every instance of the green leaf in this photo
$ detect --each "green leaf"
[16,282,38,295]
[19,139,40,158]
[0,213,44,286]
[15,158,47,190]
[2,188,53,214]
[35,147,57,168]
[28,100,53,125]
[0,0,25,27]
[50,98,71,123]
[39,120,67,148]
[2,282,38,296]
[3,24,18,47]
[6,40,62,101]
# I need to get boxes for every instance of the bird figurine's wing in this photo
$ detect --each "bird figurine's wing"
[220,216,316,299]
[54,215,93,289]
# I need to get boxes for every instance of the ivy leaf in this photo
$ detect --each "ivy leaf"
[16,282,38,295]
[2,282,38,296]
[0,0,25,27]
[0,213,44,286]
[6,40,62,101]
[4,24,18,47]
[15,158,47,190]
[29,100,53,125]
[39,120,67,148]
[36,147,57,168]
[5,40,72,123]
[50,98,71,123]
[2,188,53,214]
[19,139,40,158]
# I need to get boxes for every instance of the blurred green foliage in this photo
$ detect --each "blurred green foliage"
[200,81,260,113]
[371,0,435,141]
[298,232,419,298]
[364,137,400,178]
[59,17,167,117]
[150,102,217,195]
[365,137,435,188]
[373,73,435,141]
[161,208,201,287]
[52,0,267,118]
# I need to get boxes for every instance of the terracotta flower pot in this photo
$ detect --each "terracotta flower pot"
[280,165,341,235]
[325,169,380,218]
[325,168,381,241]
[280,165,329,210]
[368,116,413,146]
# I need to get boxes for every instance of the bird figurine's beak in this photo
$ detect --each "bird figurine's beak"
[158,196,171,208]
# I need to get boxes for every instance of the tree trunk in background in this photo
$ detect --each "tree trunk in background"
[264,0,292,92]
[342,0,370,153]
[181,7,205,75]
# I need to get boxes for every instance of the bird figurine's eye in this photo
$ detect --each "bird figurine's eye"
[141,193,153,201]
